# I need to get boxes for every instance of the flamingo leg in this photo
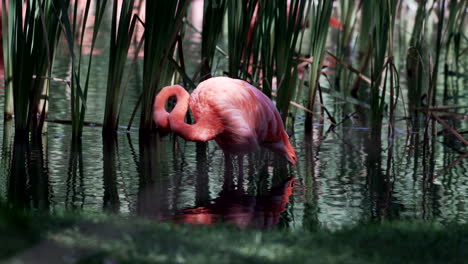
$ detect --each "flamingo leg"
[237,154,244,191]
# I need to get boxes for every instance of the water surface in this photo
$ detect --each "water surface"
[0,6,467,231]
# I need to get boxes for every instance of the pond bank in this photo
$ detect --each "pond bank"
[1,205,466,264]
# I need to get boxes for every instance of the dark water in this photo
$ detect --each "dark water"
[0,9,467,231]
[1,109,467,231]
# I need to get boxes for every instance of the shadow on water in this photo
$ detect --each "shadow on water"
[6,128,49,209]
[168,155,295,230]
[66,140,84,210]
[133,134,295,229]
[195,142,210,208]
[1,117,466,229]
[103,136,120,213]
[136,134,171,218]
[364,127,397,221]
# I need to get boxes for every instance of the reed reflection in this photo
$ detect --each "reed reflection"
[421,119,439,220]
[29,134,50,209]
[66,140,85,209]
[102,136,120,213]
[136,134,171,218]
[7,132,49,209]
[365,128,406,221]
[8,134,29,207]
[303,133,319,231]
[195,142,210,207]
[0,121,13,201]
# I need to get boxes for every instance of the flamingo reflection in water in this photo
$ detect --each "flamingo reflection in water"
[167,174,296,230]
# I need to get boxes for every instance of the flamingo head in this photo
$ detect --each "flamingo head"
[281,131,298,167]
[154,110,171,133]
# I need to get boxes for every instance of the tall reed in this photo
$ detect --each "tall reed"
[274,0,309,123]
[200,0,227,80]
[2,0,62,134]
[61,0,108,140]
[350,0,373,101]
[335,0,357,94]
[429,0,447,107]
[226,0,258,80]
[443,0,467,103]
[368,0,398,128]
[1,1,13,120]
[304,0,333,131]
[139,0,189,133]
[255,0,275,95]
[103,0,137,133]
[406,0,429,115]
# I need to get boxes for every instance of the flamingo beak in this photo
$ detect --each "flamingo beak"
[285,149,298,167]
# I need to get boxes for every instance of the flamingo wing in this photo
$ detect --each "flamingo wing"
[190,77,297,165]
[193,77,285,143]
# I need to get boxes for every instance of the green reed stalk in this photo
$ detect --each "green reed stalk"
[358,0,373,61]
[349,0,373,100]
[256,0,275,96]
[103,0,136,134]
[430,0,446,107]
[274,0,309,123]
[335,0,357,94]
[200,0,227,80]
[386,0,399,143]
[304,0,333,131]
[394,1,406,69]
[3,0,62,134]
[368,0,396,128]
[406,0,429,115]
[1,1,13,120]
[443,0,467,103]
[139,0,189,133]
[59,0,108,140]
[226,0,259,79]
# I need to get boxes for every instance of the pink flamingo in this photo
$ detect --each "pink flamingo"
[153,77,297,166]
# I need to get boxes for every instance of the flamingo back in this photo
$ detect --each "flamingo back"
[189,77,292,158]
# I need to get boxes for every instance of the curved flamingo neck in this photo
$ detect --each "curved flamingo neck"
[153,85,187,132]
[155,84,222,142]
[168,85,191,132]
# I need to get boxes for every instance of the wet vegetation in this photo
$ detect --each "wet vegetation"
[1,0,467,137]
[0,0,467,262]
[1,205,467,263]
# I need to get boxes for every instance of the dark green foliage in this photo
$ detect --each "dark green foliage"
[225,0,309,124]
[56,0,108,140]
[1,0,466,135]
[226,0,259,80]
[1,207,467,263]
[443,0,467,103]
[406,0,429,115]
[139,0,189,133]
[200,0,227,80]
[2,0,62,133]
[335,0,357,94]
[103,0,137,133]
[274,0,309,123]
[348,0,398,129]
[304,0,333,131]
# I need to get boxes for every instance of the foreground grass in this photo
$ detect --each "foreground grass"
[0,206,467,264]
